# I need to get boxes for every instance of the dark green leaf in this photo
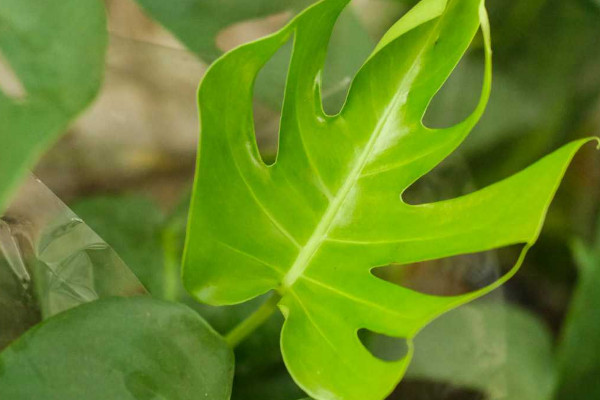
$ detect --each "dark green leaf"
[183,0,592,398]
[407,302,556,400]
[0,0,107,209]
[0,297,234,400]
[70,194,296,398]
[555,218,600,399]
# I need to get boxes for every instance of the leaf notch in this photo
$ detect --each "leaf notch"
[183,0,595,399]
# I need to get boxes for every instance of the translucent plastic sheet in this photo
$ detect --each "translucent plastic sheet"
[0,175,146,350]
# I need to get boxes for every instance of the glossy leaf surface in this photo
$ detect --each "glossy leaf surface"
[0,297,234,400]
[0,0,107,210]
[183,0,592,398]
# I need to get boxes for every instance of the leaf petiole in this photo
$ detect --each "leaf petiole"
[225,292,282,348]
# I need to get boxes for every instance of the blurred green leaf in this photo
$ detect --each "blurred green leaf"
[0,297,234,400]
[182,0,590,398]
[407,302,556,400]
[469,0,600,181]
[0,0,107,209]
[70,194,301,399]
[133,0,372,109]
[425,57,544,154]
[555,218,600,399]
[70,196,167,297]
[134,0,311,62]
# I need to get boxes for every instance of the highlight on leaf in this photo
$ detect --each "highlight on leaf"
[182,0,596,399]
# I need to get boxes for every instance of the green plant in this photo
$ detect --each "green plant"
[182,0,593,398]
[394,213,600,400]
[133,0,372,110]
[0,0,107,208]
[0,297,234,400]
[406,301,557,400]
[0,0,596,399]
[555,215,600,399]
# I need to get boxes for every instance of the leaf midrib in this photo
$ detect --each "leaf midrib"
[280,14,445,291]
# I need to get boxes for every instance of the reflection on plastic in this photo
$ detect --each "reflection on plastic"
[0,174,146,350]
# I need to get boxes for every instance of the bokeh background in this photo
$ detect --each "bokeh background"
[1,0,599,399]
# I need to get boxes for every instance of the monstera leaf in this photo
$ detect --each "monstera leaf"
[183,0,593,398]
[0,0,107,209]
[0,297,234,400]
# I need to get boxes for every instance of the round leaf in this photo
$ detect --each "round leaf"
[0,297,234,400]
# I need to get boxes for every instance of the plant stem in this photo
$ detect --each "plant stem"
[225,292,282,348]
[161,226,180,302]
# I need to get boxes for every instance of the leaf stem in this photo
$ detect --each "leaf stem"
[161,225,181,302]
[225,292,282,348]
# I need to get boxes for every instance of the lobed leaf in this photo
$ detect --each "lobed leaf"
[183,0,594,398]
[0,297,234,400]
[0,0,107,210]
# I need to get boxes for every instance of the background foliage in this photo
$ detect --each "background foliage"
[0,0,599,399]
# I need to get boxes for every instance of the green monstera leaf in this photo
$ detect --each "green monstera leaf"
[0,297,234,400]
[183,0,594,398]
[0,0,107,210]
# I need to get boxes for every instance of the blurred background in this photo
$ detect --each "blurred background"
[1,0,599,399]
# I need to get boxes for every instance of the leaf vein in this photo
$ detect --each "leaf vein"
[288,290,375,379]
[293,113,334,201]
[228,147,302,249]
[216,240,283,274]
[300,275,408,319]
[281,14,446,289]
